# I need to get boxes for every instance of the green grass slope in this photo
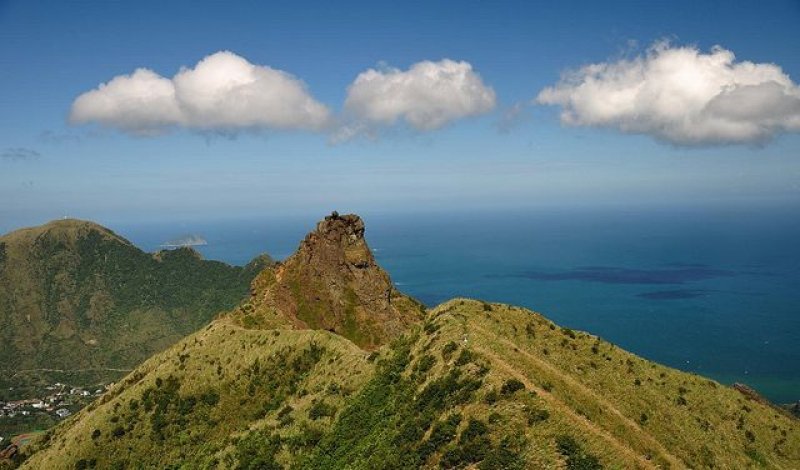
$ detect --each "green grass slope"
[0,219,271,378]
[17,300,799,469]
[16,322,373,469]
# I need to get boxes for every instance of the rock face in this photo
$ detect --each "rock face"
[238,212,424,349]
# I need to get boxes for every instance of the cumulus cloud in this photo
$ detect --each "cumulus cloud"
[339,59,496,139]
[1,147,41,161]
[71,69,181,134]
[536,42,800,146]
[70,51,331,135]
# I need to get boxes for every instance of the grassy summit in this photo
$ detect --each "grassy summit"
[11,215,800,469]
[0,219,271,385]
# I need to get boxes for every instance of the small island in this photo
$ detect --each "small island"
[160,234,208,248]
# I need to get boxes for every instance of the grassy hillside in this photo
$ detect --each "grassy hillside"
[14,323,373,469]
[0,219,271,379]
[16,300,799,469]
[14,214,798,469]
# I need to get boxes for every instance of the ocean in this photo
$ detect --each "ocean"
[113,204,800,404]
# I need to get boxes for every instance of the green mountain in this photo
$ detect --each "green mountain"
[13,215,800,469]
[0,219,271,383]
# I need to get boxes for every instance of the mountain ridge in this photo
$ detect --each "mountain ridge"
[0,218,272,378]
[9,214,800,469]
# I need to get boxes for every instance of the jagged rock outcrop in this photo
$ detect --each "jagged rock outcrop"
[231,212,424,349]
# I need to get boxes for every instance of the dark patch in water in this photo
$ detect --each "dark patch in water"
[496,265,734,285]
[740,270,778,277]
[638,288,766,300]
[638,289,709,300]
[662,262,709,268]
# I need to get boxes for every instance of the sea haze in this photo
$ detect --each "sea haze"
[115,204,800,404]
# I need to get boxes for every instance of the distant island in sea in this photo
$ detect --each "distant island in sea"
[160,234,208,248]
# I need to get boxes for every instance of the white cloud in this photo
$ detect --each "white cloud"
[340,59,496,138]
[70,51,331,135]
[71,69,181,134]
[536,42,800,146]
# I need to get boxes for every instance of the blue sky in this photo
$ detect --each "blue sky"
[1,0,799,230]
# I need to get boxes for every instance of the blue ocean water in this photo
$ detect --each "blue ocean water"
[113,205,800,404]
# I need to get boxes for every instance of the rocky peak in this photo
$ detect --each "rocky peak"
[239,212,424,349]
[296,212,374,270]
[316,211,365,240]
